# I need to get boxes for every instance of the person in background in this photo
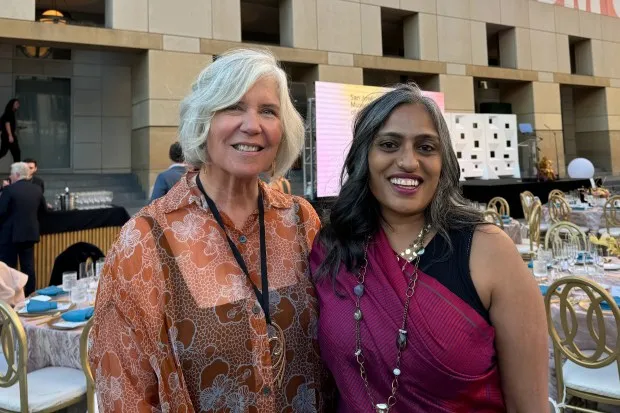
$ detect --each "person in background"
[149,141,185,202]
[0,98,21,162]
[23,158,45,194]
[0,162,47,296]
[0,261,28,307]
[90,49,329,412]
[310,84,548,412]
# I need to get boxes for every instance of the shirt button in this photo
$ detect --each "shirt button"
[263,386,271,396]
[252,304,261,314]
[239,235,247,244]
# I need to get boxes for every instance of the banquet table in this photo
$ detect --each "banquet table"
[542,205,606,232]
[18,290,93,373]
[544,261,620,410]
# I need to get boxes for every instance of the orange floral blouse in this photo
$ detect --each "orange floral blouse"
[89,171,326,412]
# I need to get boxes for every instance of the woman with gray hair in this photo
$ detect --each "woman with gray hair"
[90,49,329,412]
[310,84,548,412]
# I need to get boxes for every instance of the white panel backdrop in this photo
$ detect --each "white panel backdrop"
[446,113,520,180]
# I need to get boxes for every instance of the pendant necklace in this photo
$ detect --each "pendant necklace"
[196,176,286,386]
[353,223,429,413]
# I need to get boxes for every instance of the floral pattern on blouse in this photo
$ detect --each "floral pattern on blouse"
[89,171,325,412]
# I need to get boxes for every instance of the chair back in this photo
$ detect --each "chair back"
[80,317,96,413]
[49,243,104,287]
[603,195,620,233]
[0,300,28,412]
[548,194,571,223]
[544,221,587,252]
[545,276,620,399]
[487,196,510,217]
[483,209,504,229]
[520,191,535,220]
[549,189,565,199]
[527,199,542,252]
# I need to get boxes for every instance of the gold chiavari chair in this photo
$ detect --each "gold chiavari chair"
[549,195,571,223]
[516,199,542,259]
[483,209,504,229]
[545,276,620,412]
[487,196,510,217]
[549,189,565,199]
[544,221,588,254]
[549,195,591,234]
[521,191,535,221]
[0,301,86,412]
[80,318,96,413]
[601,195,620,237]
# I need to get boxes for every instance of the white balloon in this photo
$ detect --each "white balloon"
[567,158,595,179]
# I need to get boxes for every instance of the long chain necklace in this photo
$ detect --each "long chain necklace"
[353,224,430,413]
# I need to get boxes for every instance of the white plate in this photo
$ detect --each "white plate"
[603,263,620,271]
[17,302,72,315]
[49,320,88,330]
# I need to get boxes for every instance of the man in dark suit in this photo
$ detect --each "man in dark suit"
[0,162,47,296]
[23,158,45,194]
[149,142,186,203]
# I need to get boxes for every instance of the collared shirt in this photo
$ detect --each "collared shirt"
[90,171,326,412]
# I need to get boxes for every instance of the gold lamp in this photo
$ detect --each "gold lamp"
[21,7,68,58]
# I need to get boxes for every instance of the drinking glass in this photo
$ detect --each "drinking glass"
[62,271,78,292]
[70,279,88,305]
[533,258,548,280]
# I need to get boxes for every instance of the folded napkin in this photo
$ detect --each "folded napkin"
[539,285,549,296]
[26,300,58,313]
[61,307,94,322]
[600,296,620,311]
[36,286,66,296]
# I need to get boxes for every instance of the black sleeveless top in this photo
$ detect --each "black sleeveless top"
[419,225,490,324]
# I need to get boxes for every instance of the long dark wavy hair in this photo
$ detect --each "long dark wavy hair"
[1,99,18,121]
[314,83,485,282]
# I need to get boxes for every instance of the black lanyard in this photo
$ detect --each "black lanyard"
[196,176,271,325]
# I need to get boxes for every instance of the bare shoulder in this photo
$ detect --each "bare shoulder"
[469,224,530,308]
[471,223,521,261]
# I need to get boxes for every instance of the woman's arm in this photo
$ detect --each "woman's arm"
[90,217,190,412]
[470,225,549,412]
[4,122,13,142]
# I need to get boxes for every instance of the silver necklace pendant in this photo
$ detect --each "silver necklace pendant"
[375,403,389,413]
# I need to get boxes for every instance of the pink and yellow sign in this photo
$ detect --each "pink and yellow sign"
[314,81,444,198]
[537,0,620,17]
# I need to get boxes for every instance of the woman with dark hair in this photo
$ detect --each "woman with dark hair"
[310,84,548,412]
[0,99,21,162]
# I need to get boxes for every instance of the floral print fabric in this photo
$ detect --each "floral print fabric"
[89,171,325,412]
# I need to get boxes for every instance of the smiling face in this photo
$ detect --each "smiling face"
[205,76,282,180]
[368,103,442,220]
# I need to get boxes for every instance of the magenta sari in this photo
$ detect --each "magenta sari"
[310,228,505,412]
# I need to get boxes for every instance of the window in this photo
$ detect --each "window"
[569,36,593,75]
[490,151,495,158]
[35,0,105,27]
[381,8,418,59]
[486,24,517,69]
[241,0,280,45]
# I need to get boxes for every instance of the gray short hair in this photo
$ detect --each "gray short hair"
[10,162,28,180]
[178,48,304,178]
